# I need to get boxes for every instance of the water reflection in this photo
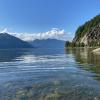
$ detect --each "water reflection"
[0,49,24,62]
[0,48,64,62]
[65,48,100,80]
[0,48,100,100]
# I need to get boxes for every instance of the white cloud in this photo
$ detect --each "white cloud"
[0,28,73,41]
[0,28,8,33]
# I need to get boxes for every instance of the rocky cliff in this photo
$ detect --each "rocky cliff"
[73,23,100,46]
[66,14,100,47]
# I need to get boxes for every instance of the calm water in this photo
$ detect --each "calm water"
[0,48,100,100]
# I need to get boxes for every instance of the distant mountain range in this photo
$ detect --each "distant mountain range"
[29,38,65,48]
[0,33,33,49]
[0,33,65,49]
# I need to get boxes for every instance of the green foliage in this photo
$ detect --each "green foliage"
[65,14,100,47]
[65,41,85,47]
[75,14,100,40]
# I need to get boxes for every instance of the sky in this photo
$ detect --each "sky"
[0,0,100,41]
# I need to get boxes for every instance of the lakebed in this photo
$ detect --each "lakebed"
[0,48,100,100]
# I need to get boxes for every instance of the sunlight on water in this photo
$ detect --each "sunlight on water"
[0,48,100,100]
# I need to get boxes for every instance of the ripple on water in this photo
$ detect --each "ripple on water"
[0,48,100,100]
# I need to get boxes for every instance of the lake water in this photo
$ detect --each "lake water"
[0,48,100,100]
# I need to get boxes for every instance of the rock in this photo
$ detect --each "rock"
[73,23,100,46]
[92,48,100,54]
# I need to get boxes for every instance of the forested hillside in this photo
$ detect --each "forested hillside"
[66,14,100,47]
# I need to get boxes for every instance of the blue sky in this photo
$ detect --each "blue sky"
[0,0,100,41]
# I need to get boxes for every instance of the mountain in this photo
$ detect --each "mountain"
[66,14,100,47]
[29,38,65,48]
[0,33,33,49]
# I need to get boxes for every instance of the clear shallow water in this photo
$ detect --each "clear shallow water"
[0,48,100,100]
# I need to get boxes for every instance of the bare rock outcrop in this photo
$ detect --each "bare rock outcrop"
[73,23,100,46]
